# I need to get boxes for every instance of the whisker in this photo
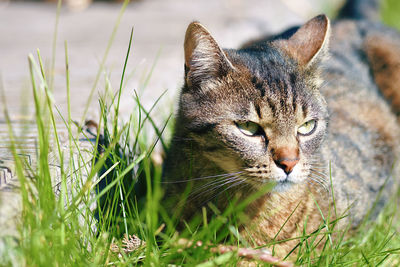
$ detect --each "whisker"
[306,179,329,193]
[161,171,243,184]
[309,164,327,169]
[308,174,328,185]
[172,137,195,142]
[309,168,328,174]
[307,178,329,192]
[188,175,243,203]
[199,177,247,207]
[309,168,328,177]
[308,162,327,168]
[310,169,328,180]
[231,180,254,197]
[188,175,238,197]
[308,176,329,191]
[308,173,328,184]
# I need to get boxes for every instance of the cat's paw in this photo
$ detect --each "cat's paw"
[177,238,293,266]
[212,245,293,267]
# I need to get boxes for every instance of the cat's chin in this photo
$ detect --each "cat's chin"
[247,174,303,192]
[272,179,296,192]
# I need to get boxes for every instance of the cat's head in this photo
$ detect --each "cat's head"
[179,15,330,191]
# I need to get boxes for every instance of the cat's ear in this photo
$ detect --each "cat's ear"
[274,14,330,67]
[184,22,234,87]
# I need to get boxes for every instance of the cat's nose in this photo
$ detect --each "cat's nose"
[272,147,300,174]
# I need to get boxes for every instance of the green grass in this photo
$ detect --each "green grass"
[381,0,400,30]
[1,1,400,266]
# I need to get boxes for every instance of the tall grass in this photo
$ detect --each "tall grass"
[1,1,400,266]
[381,0,400,30]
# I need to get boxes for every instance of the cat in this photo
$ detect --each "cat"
[162,0,400,258]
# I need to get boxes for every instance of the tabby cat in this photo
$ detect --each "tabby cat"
[162,1,400,257]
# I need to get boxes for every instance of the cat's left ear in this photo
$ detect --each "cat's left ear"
[184,22,234,88]
[274,14,330,68]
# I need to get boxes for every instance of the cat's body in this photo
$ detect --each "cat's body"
[318,19,400,226]
[162,2,400,257]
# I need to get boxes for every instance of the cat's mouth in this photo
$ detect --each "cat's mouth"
[273,176,296,192]
[244,173,297,192]
[243,165,306,190]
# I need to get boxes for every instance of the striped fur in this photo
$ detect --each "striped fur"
[162,15,400,256]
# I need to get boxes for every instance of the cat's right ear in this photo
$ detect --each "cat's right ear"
[184,22,234,88]
[273,14,330,68]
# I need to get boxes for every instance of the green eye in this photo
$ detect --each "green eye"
[236,121,261,136]
[298,120,317,136]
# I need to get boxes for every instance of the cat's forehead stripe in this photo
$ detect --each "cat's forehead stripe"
[250,75,266,97]
[255,103,262,119]
[266,95,276,114]
[302,104,308,119]
[251,74,302,116]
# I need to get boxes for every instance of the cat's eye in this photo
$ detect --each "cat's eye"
[236,121,262,136]
[298,120,317,136]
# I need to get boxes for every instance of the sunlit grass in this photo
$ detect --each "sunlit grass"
[381,0,400,30]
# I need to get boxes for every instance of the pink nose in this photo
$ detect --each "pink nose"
[272,147,300,174]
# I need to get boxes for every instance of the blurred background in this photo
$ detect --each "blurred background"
[0,0,399,123]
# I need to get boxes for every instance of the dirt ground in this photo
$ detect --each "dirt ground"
[0,0,325,122]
